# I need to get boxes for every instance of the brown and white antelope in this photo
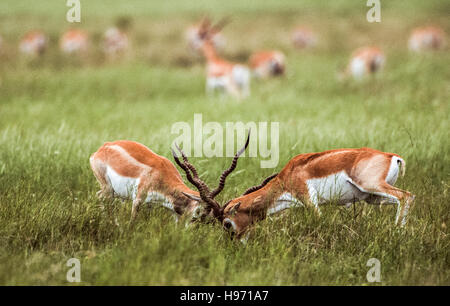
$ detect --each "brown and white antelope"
[175,146,415,239]
[249,50,286,79]
[185,18,226,54]
[341,46,385,80]
[19,30,48,56]
[291,26,317,49]
[90,140,206,222]
[408,26,446,52]
[195,18,250,99]
[60,29,89,54]
[102,27,130,57]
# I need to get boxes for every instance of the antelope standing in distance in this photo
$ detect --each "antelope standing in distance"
[175,144,414,240]
[291,26,317,49]
[90,140,206,223]
[185,18,226,55]
[60,29,89,54]
[19,30,48,56]
[196,17,250,99]
[408,26,446,52]
[249,50,286,79]
[340,46,385,80]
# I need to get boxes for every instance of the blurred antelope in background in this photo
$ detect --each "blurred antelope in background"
[341,46,385,80]
[102,27,130,57]
[196,18,250,99]
[185,18,226,55]
[19,30,48,56]
[102,17,132,58]
[291,26,317,49]
[60,29,89,54]
[249,50,286,79]
[408,26,446,52]
[90,140,206,223]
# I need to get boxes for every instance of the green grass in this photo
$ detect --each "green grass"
[0,0,449,285]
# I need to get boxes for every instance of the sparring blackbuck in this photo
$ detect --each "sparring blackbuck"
[175,145,415,239]
[90,140,205,222]
[249,50,286,79]
[341,46,385,80]
[196,18,250,99]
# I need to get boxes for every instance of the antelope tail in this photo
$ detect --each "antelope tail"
[399,158,406,177]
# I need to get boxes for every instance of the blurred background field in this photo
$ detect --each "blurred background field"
[0,0,449,285]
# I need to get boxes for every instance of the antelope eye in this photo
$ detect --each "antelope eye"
[224,220,233,230]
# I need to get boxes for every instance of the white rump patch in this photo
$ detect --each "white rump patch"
[385,156,402,185]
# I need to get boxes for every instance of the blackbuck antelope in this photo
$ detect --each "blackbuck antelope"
[196,18,250,99]
[408,26,446,52]
[341,46,385,80]
[60,29,89,54]
[19,31,48,56]
[249,51,286,79]
[103,27,130,57]
[185,18,226,54]
[291,27,317,49]
[174,145,414,239]
[90,141,205,222]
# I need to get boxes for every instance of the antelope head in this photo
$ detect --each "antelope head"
[221,173,278,239]
[195,17,230,47]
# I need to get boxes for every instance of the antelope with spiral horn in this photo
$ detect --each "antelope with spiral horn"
[90,140,207,223]
[175,142,415,239]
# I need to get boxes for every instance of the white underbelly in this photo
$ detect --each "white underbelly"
[106,166,139,199]
[105,167,174,210]
[307,171,367,205]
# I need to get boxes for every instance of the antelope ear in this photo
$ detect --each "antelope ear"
[182,192,202,202]
[229,202,241,216]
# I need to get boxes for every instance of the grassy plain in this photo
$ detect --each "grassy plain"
[0,0,448,285]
